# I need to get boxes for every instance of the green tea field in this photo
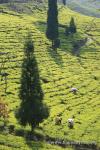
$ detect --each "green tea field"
[0,1,100,150]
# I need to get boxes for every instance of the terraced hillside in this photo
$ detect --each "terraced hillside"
[65,0,100,18]
[0,2,100,150]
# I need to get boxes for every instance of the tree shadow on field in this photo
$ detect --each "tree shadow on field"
[26,136,43,150]
[25,130,46,149]
[34,21,66,33]
[48,47,64,67]
[34,21,64,67]
[25,131,98,150]
[34,21,98,69]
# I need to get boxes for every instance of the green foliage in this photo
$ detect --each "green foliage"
[65,18,77,36]
[16,34,49,131]
[24,33,34,55]
[69,17,77,34]
[54,38,60,49]
[46,0,59,47]
[65,25,70,36]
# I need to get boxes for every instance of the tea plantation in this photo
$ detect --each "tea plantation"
[0,1,100,150]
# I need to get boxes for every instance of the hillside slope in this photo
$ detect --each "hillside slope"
[0,2,100,150]
[65,0,100,18]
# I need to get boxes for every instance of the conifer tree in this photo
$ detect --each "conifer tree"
[65,25,70,36]
[69,17,77,34]
[16,34,49,132]
[46,0,59,49]
[62,0,66,5]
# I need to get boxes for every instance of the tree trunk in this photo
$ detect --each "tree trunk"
[52,40,54,49]
[31,125,34,133]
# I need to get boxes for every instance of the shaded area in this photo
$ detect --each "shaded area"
[36,20,89,66]
[34,21,66,33]
[35,20,98,58]
[72,38,87,56]
[22,130,99,150]
[47,47,64,67]
[35,21,88,56]
[35,21,64,67]
[0,120,98,150]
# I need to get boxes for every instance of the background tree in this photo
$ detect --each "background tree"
[69,17,77,34]
[65,25,70,36]
[46,0,59,49]
[62,0,66,5]
[16,34,49,132]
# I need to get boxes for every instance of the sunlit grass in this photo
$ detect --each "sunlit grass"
[0,3,100,149]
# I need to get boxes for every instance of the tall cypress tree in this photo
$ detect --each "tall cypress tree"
[62,0,66,5]
[69,17,77,34]
[16,34,49,132]
[46,0,59,48]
